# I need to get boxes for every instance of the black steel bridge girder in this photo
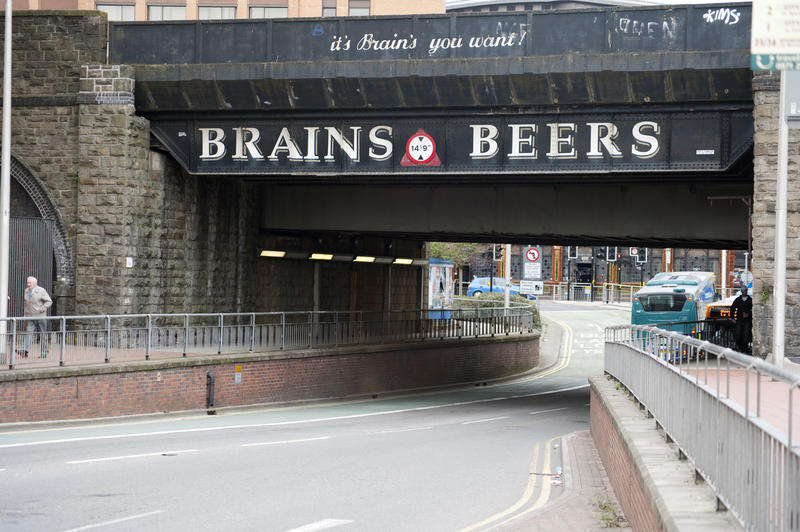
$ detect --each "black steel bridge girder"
[133,53,752,113]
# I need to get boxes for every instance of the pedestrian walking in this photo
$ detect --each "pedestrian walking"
[19,276,52,358]
[730,286,752,354]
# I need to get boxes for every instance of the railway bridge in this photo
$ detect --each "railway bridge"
[3,5,794,358]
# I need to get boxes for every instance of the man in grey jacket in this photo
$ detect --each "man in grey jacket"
[19,276,52,358]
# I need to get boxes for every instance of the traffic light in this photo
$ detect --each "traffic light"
[606,247,618,262]
[567,246,578,260]
[492,244,503,261]
[596,247,606,260]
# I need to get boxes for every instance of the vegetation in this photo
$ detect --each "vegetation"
[593,495,627,528]
[429,242,481,269]
[454,292,541,329]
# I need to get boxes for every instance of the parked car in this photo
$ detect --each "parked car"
[467,277,535,299]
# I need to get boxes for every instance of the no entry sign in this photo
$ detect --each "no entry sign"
[523,246,542,281]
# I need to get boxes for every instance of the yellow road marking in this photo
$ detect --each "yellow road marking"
[509,316,574,383]
[456,435,560,532]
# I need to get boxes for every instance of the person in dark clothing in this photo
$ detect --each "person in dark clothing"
[730,287,753,354]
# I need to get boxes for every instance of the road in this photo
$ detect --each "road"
[0,302,630,532]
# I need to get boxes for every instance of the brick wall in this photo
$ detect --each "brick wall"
[752,71,800,359]
[0,335,538,422]
[590,385,660,531]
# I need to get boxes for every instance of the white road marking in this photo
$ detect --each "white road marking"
[66,449,198,464]
[284,519,354,532]
[242,436,330,447]
[529,407,568,416]
[0,386,587,449]
[60,510,164,531]
[369,426,432,434]
[462,416,509,425]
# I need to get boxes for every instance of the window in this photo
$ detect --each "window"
[97,3,135,20]
[638,294,687,312]
[348,0,368,15]
[198,5,236,19]
[147,5,187,20]
[249,6,288,18]
[322,0,336,17]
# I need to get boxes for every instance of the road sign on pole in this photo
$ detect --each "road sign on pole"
[523,246,542,281]
[751,0,800,70]
[520,280,543,295]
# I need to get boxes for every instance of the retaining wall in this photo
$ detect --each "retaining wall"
[0,334,538,423]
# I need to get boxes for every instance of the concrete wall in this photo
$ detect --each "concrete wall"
[752,71,800,359]
[0,334,538,423]
[590,375,744,531]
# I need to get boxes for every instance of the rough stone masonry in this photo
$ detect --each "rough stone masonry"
[752,71,800,359]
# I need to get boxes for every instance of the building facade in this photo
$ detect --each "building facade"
[10,0,443,20]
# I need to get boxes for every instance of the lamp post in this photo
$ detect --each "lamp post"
[0,2,13,354]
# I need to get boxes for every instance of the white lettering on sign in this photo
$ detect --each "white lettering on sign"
[197,120,663,164]
[368,125,393,160]
[469,125,500,159]
[199,128,226,160]
[507,125,537,159]
[232,127,263,160]
[631,121,660,158]
[324,127,361,162]
[546,123,577,159]
[587,122,623,159]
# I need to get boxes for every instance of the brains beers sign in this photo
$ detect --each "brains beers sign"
[151,111,745,175]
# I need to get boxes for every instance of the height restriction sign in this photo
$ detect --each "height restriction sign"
[523,246,542,280]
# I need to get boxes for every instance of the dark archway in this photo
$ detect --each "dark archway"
[9,156,74,315]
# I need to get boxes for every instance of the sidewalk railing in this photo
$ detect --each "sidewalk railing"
[0,306,535,370]
[605,324,800,532]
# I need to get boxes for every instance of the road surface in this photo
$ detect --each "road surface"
[0,302,629,532]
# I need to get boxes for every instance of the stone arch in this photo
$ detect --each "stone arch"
[10,156,74,287]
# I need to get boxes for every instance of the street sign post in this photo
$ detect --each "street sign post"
[521,246,543,295]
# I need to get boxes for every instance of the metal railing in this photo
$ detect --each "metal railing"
[605,325,800,532]
[0,307,535,370]
[600,283,637,305]
[535,282,637,304]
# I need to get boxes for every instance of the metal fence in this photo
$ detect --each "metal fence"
[0,306,536,370]
[535,282,636,304]
[605,325,800,532]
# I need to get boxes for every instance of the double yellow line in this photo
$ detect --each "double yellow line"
[515,315,574,383]
[457,317,575,531]
[456,435,563,532]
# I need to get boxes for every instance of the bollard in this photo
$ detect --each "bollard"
[206,371,216,414]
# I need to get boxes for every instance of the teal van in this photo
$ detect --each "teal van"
[631,271,717,332]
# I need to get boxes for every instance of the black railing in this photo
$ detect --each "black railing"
[653,319,739,351]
